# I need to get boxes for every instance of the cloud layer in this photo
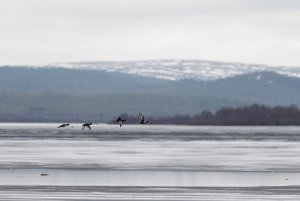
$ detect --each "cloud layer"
[1,0,300,66]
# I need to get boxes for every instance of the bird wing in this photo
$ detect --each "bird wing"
[139,113,145,121]
[57,124,65,128]
[115,117,121,122]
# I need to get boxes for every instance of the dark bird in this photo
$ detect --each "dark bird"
[82,123,93,132]
[57,123,70,128]
[115,116,126,127]
[139,113,149,124]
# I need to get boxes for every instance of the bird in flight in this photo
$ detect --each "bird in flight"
[139,113,149,124]
[115,116,126,127]
[57,123,70,128]
[82,123,93,132]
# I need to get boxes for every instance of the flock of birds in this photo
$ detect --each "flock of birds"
[57,112,149,133]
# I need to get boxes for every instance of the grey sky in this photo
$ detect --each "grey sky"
[1,0,300,66]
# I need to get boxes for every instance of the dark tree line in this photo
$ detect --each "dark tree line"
[118,104,300,125]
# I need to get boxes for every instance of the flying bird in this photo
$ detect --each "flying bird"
[82,123,93,132]
[115,116,126,127]
[57,123,70,128]
[139,113,149,124]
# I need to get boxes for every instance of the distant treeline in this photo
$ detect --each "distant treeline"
[118,104,300,125]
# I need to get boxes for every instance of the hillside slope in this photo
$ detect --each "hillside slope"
[0,67,299,122]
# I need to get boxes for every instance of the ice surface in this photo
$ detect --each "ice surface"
[0,124,300,171]
[1,124,300,200]
[0,169,299,187]
[1,186,300,201]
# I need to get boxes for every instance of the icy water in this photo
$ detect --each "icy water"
[1,123,300,200]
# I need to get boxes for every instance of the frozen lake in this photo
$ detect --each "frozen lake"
[0,169,298,187]
[1,123,300,200]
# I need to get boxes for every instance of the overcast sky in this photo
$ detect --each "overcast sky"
[1,0,300,66]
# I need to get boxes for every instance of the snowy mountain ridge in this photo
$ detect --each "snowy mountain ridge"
[50,59,300,81]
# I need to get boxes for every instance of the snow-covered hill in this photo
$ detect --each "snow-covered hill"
[50,59,300,81]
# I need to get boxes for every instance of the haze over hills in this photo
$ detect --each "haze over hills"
[1,65,300,122]
[49,59,300,81]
